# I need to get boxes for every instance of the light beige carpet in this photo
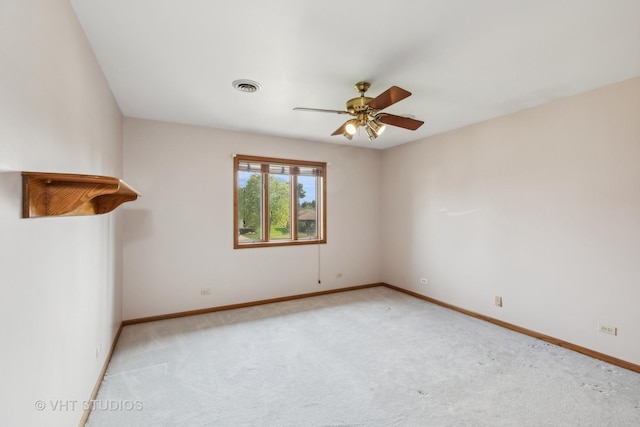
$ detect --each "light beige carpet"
[87,286,640,426]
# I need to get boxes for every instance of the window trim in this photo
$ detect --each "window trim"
[233,154,327,249]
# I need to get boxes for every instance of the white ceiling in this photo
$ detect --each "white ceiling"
[70,0,640,149]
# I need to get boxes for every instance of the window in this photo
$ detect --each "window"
[234,155,326,248]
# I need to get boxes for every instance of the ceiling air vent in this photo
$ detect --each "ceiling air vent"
[232,79,261,93]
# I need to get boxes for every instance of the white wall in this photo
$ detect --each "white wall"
[381,77,640,365]
[122,118,382,320]
[0,1,124,425]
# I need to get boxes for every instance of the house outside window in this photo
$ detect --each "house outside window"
[234,155,326,248]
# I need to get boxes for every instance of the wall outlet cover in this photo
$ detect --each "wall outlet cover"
[598,324,617,336]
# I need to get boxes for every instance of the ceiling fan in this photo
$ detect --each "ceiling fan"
[294,81,424,141]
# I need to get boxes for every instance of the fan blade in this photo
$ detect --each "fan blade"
[331,121,348,136]
[294,107,350,114]
[378,113,424,130]
[367,86,412,110]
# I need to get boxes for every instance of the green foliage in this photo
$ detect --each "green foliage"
[268,176,290,227]
[238,174,291,230]
[238,174,261,230]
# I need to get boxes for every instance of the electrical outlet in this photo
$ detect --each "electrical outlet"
[420,278,428,285]
[495,296,503,307]
[95,344,101,359]
[200,288,212,296]
[598,324,617,336]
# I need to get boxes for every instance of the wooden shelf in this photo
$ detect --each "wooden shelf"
[22,172,140,218]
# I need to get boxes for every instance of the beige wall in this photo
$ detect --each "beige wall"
[122,118,383,320]
[0,1,123,425]
[381,77,640,365]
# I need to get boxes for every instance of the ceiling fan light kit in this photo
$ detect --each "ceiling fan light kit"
[368,117,386,135]
[294,81,423,142]
[345,119,359,136]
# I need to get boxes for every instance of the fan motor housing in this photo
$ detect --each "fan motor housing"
[346,96,373,114]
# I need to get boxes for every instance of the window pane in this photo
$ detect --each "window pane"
[297,175,318,240]
[268,173,290,240]
[237,169,262,243]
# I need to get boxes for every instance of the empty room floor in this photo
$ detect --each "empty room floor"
[87,287,640,426]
